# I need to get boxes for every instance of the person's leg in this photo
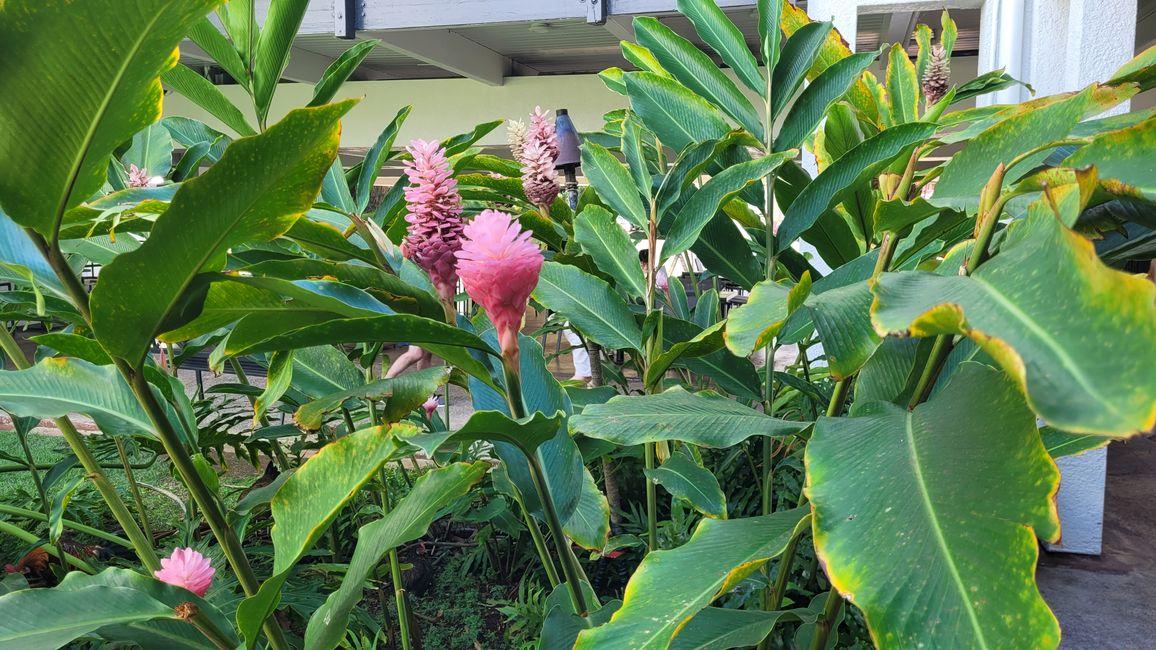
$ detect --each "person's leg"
[385,345,427,378]
[562,329,591,380]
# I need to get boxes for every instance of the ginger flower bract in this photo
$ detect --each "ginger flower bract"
[512,107,559,208]
[455,210,543,360]
[154,548,215,597]
[423,395,440,420]
[402,139,465,305]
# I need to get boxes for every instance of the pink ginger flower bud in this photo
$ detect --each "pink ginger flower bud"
[455,210,544,361]
[423,395,440,419]
[527,106,559,161]
[154,548,215,597]
[403,139,465,305]
[127,164,163,188]
[507,119,528,162]
[521,139,560,207]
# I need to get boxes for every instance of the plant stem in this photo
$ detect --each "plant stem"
[379,470,413,650]
[0,323,160,573]
[826,379,850,418]
[180,603,237,650]
[768,520,808,611]
[0,503,132,548]
[13,417,51,519]
[0,519,97,573]
[518,499,560,587]
[644,441,658,551]
[114,438,153,541]
[809,587,845,650]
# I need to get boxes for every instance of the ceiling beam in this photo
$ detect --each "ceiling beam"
[881,11,918,49]
[603,14,636,42]
[367,29,510,86]
[279,47,339,84]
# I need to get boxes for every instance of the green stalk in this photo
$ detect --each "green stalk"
[115,436,153,544]
[768,519,808,611]
[809,587,845,650]
[379,469,413,650]
[518,499,561,587]
[504,365,589,616]
[0,519,96,573]
[644,442,658,551]
[13,415,51,519]
[0,503,131,548]
[178,603,236,650]
[0,324,160,573]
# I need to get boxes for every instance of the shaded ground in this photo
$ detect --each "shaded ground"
[1037,436,1156,649]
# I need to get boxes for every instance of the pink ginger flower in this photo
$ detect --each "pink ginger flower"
[514,107,559,208]
[507,119,528,161]
[423,395,440,419]
[127,164,163,188]
[154,548,215,597]
[455,210,544,361]
[403,140,465,305]
[527,107,559,161]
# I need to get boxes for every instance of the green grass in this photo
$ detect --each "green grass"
[0,430,186,563]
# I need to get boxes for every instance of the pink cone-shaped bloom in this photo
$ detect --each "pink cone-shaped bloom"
[155,548,215,597]
[423,395,440,419]
[127,164,163,188]
[455,210,543,360]
[507,119,528,161]
[403,140,465,305]
[527,107,559,161]
[521,140,560,207]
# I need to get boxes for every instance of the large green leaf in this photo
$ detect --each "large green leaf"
[0,0,218,237]
[0,585,176,648]
[885,43,920,123]
[777,122,936,250]
[1064,117,1156,201]
[0,211,69,301]
[251,0,310,123]
[575,508,809,649]
[290,345,363,399]
[580,142,648,230]
[572,386,805,447]
[188,15,247,88]
[563,468,613,550]
[574,205,647,299]
[1041,426,1111,459]
[671,607,814,650]
[634,17,763,137]
[678,0,764,94]
[776,47,883,152]
[809,279,882,380]
[932,88,1091,210]
[806,363,1061,648]
[356,105,411,213]
[645,448,727,518]
[665,317,763,400]
[532,261,642,352]
[90,101,355,365]
[690,209,763,290]
[243,258,443,319]
[162,63,257,137]
[309,40,380,108]
[724,275,810,356]
[872,212,1156,436]
[295,366,450,430]
[0,358,159,438]
[664,153,794,259]
[769,22,833,121]
[56,567,238,649]
[305,462,489,650]
[625,72,731,151]
[123,123,174,178]
[236,424,407,648]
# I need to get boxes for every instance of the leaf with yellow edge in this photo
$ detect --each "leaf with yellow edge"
[780,1,874,115]
[575,508,808,649]
[886,43,919,123]
[872,211,1156,436]
[724,273,811,356]
[807,363,1061,650]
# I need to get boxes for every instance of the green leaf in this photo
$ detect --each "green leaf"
[574,206,647,299]
[678,0,764,94]
[932,87,1091,210]
[777,122,936,251]
[295,366,450,430]
[242,258,443,319]
[690,209,763,290]
[724,274,811,356]
[756,0,782,71]
[646,320,727,387]
[580,141,648,230]
[770,22,833,121]
[622,117,653,200]
[777,47,883,152]
[572,386,805,448]
[188,16,248,89]
[283,217,376,264]
[0,585,176,648]
[872,196,943,234]
[645,448,726,518]
[0,358,158,438]
[563,470,613,550]
[532,261,642,352]
[219,0,255,67]
[665,317,762,400]
[251,0,311,123]
[806,363,1061,648]
[1063,117,1156,201]
[162,63,257,137]
[665,153,795,260]
[809,279,882,380]
[254,349,294,422]
[1107,43,1156,92]
[625,72,731,152]
[886,43,920,123]
[634,17,763,137]
[1041,426,1111,459]
[671,607,813,650]
[309,40,380,107]
[123,123,174,178]
[305,462,490,650]
[575,508,809,649]
[356,105,411,213]
[872,212,1156,436]
[291,345,363,398]
[236,424,407,648]
[89,101,356,365]
[0,0,219,237]
[0,212,69,301]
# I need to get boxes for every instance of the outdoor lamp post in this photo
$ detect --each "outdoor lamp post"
[554,108,581,210]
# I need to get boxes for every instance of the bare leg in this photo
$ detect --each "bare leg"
[385,345,430,378]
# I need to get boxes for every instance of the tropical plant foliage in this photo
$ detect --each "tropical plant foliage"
[0,0,1154,649]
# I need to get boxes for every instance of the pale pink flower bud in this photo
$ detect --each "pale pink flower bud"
[154,548,215,597]
[521,140,560,207]
[127,164,163,188]
[507,119,528,162]
[402,139,465,305]
[527,106,559,161]
[423,395,440,419]
[455,210,544,361]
